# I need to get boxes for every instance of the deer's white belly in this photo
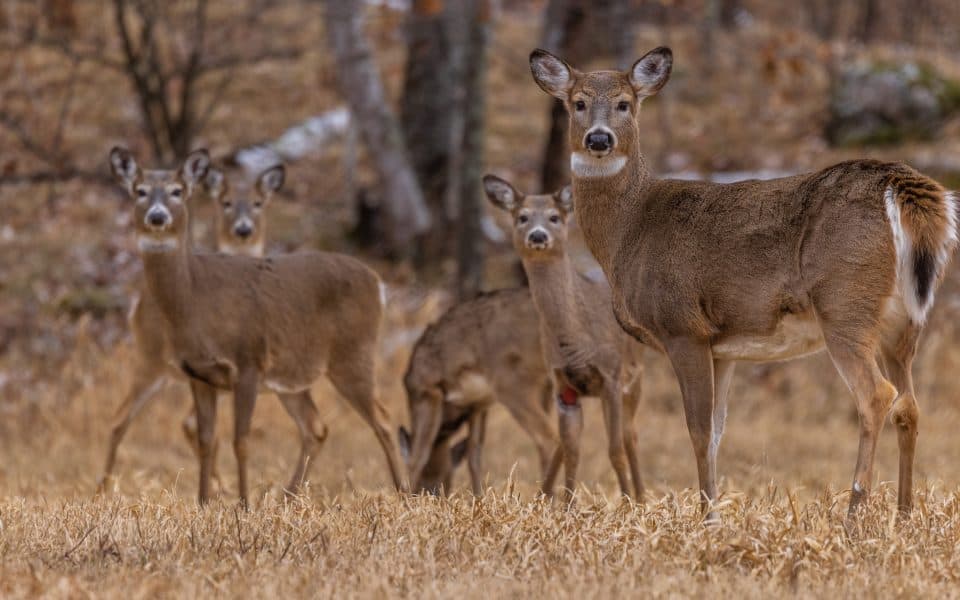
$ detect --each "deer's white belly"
[712,313,825,362]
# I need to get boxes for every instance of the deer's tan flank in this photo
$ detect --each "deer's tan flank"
[530,46,957,519]
[109,147,408,505]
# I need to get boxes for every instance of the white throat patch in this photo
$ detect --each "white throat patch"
[571,152,627,178]
[137,236,179,252]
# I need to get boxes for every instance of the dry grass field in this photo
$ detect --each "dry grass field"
[6,2,960,598]
[3,287,960,597]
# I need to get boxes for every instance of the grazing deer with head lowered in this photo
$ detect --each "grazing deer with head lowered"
[399,288,556,495]
[108,147,408,505]
[530,47,958,520]
[484,176,645,502]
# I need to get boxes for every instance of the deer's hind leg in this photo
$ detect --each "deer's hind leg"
[621,367,646,500]
[879,319,922,514]
[98,364,165,492]
[278,390,329,494]
[599,373,632,499]
[328,346,409,493]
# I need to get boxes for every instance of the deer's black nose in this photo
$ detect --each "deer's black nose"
[148,212,167,227]
[586,131,613,152]
[234,223,253,238]
[528,230,548,245]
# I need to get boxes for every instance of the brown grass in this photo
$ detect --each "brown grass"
[3,286,960,597]
[6,4,960,598]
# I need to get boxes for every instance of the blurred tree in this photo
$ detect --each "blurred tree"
[857,0,880,43]
[323,0,432,254]
[538,0,639,192]
[401,0,455,265]
[452,0,491,300]
[400,0,492,296]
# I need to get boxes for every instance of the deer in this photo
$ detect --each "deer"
[98,163,331,496]
[108,147,408,505]
[484,176,645,502]
[529,46,958,521]
[399,287,557,495]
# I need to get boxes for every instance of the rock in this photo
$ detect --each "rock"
[826,60,960,146]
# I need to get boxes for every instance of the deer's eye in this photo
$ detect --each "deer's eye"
[170,187,183,198]
[574,100,586,111]
[223,201,233,209]
[517,214,529,225]
[254,201,263,208]
[549,215,561,224]
[618,101,630,112]
[136,188,148,198]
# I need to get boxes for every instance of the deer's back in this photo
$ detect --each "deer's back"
[405,288,545,408]
[613,160,902,340]
[188,250,383,388]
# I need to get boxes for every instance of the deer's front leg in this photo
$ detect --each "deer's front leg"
[664,338,718,520]
[233,369,259,509]
[189,379,218,506]
[466,409,488,496]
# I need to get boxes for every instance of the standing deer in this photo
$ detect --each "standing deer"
[399,288,556,495]
[484,176,645,502]
[529,47,958,520]
[98,163,329,496]
[108,147,408,505]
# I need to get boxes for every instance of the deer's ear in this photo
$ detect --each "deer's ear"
[109,146,139,193]
[203,167,227,200]
[555,185,574,215]
[256,164,285,197]
[180,149,211,190]
[629,47,673,99]
[482,174,519,212]
[530,49,577,100]
[398,426,411,461]
[450,438,468,468]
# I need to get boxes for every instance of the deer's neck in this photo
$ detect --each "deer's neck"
[140,240,195,327]
[524,254,584,346]
[572,147,650,273]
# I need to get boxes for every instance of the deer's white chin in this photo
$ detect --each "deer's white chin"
[137,235,179,252]
[571,152,627,178]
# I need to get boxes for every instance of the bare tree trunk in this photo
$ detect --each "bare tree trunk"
[858,0,881,43]
[402,0,456,266]
[539,0,582,193]
[806,0,840,40]
[453,0,491,299]
[323,0,431,252]
[538,0,639,192]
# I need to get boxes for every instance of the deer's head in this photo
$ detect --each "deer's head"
[207,164,284,257]
[529,47,672,178]
[483,174,573,261]
[110,147,210,252]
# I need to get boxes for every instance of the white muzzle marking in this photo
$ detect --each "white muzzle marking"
[144,204,172,229]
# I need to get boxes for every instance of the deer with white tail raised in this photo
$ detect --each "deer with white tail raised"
[530,47,957,520]
[484,176,645,502]
[109,147,408,505]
